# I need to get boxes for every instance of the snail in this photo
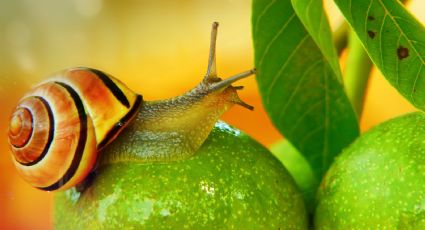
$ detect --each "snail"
[7,22,255,191]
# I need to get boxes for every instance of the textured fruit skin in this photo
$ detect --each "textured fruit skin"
[54,122,308,229]
[315,112,425,229]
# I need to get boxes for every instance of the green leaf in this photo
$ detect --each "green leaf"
[252,0,359,178]
[291,0,343,80]
[334,0,425,109]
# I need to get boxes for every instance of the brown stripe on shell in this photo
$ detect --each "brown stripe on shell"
[10,96,54,165]
[59,67,138,146]
[97,94,143,150]
[38,82,88,191]
[89,68,131,108]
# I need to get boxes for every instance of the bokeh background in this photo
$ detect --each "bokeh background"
[0,0,423,229]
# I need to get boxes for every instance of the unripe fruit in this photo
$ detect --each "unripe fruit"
[55,122,309,229]
[315,112,425,229]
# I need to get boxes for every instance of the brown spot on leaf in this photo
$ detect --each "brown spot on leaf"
[368,16,375,21]
[397,46,409,60]
[367,30,376,39]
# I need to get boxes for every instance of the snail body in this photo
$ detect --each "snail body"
[8,22,254,191]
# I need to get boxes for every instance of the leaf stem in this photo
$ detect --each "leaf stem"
[344,30,373,118]
[333,22,349,55]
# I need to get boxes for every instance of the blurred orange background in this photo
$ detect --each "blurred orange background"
[0,0,423,229]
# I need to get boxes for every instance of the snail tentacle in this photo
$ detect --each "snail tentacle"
[100,22,255,165]
[8,22,255,192]
[205,22,219,80]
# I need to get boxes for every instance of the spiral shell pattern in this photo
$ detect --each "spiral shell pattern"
[8,67,142,191]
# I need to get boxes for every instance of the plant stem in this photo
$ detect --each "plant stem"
[340,0,407,118]
[344,30,373,119]
[333,22,349,55]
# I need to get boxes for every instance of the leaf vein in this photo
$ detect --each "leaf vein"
[299,125,324,149]
[378,0,425,65]
[378,14,388,72]
[289,99,324,134]
[258,13,296,67]
[396,33,402,89]
[410,64,423,104]
[364,0,374,42]
[266,34,310,104]
[278,59,324,118]
[253,0,277,35]
[349,0,354,23]
[305,0,315,32]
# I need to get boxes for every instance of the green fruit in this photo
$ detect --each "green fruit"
[315,112,425,229]
[55,122,308,229]
[270,140,318,213]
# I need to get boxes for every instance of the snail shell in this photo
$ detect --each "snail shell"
[8,22,255,192]
[8,67,142,191]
